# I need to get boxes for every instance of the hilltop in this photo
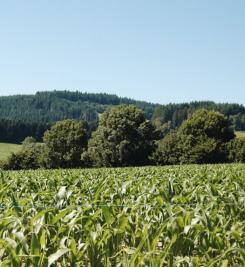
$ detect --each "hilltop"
[0,91,157,123]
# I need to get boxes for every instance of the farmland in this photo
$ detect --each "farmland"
[0,165,244,266]
[0,143,22,161]
[236,131,245,140]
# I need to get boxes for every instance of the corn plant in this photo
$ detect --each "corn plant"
[0,165,244,266]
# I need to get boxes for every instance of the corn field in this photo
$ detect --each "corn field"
[0,165,244,266]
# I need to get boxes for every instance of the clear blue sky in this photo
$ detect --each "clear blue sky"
[0,0,244,104]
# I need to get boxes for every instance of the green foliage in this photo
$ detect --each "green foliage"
[151,131,181,165]
[0,108,243,170]
[3,143,43,170]
[43,120,88,168]
[226,139,245,163]
[1,91,245,144]
[154,109,235,165]
[179,135,226,164]
[0,143,22,161]
[83,105,157,167]
[230,114,245,131]
[179,109,234,142]
[0,118,49,143]
[22,136,36,145]
[0,91,157,143]
[153,101,245,132]
[0,90,157,124]
[177,109,234,164]
[0,165,244,265]
[152,120,172,139]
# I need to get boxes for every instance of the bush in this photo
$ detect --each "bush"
[226,139,245,163]
[179,135,227,164]
[151,131,181,165]
[153,109,235,165]
[22,136,37,145]
[43,120,88,168]
[3,143,43,170]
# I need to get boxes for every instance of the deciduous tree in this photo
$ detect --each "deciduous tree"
[82,105,157,167]
[43,120,88,168]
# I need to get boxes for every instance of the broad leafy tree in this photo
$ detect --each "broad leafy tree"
[178,109,235,163]
[82,105,157,167]
[43,119,88,168]
[3,143,43,170]
[154,109,235,165]
[226,139,245,163]
[179,109,234,142]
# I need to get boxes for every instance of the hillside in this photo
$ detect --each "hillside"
[0,90,245,143]
[0,91,158,123]
[153,101,245,130]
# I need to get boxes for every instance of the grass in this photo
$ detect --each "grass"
[236,131,245,139]
[0,142,22,161]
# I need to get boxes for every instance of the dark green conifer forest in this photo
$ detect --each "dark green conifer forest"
[0,90,245,143]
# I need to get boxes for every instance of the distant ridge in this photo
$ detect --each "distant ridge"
[0,90,245,143]
[0,90,244,129]
[0,90,158,124]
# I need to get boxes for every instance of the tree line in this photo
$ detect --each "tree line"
[0,90,157,143]
[0,91,245,144]
[153,101,245,134]
[0,119,49,143]
[1,105,245,170]
[0,91,157,124]
[0,118,98,144]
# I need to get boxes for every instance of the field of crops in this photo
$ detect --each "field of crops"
[0,165,244,266]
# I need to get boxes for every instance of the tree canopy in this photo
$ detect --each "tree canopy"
[0,91,157,124]
[2,107,245,170]
[0,91,245,144]
[153,109,235,165]
[82,105,157,167]
[179,109,234,143]
[153,101,245,132]
[43,120,88,168]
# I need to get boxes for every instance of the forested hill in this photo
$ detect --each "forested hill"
[153,101,245,131]
[0,90,245,143]
[0,90,157,123]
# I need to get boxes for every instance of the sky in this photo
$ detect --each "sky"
[0,0,244,104]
